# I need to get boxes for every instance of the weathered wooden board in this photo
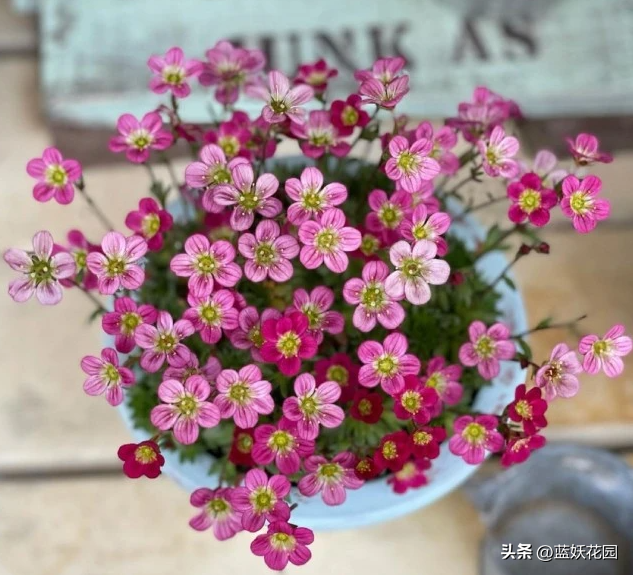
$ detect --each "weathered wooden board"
[39,0,633,127]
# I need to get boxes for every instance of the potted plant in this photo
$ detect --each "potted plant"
[4,42,631,571]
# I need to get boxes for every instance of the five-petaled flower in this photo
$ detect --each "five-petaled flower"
[400,204,451,256]
[507,172,558,227]
[330,94,370,136]
[81,347,135,406]
[448,415,503,464]
[578,324,632,378]
[507,384,548,435]
[410,426,446,460]
[566,133,613,166]
[250,521,314,571]
[148,46,202,98]
[298,452,363,505]
[387,459,431,494]
[102,297,157,354]
[291,287,344,343]
[252,417,315,475]
[560,175,611,234]
[247,70,314,124]
[458,321,516,380]
[229,306,281,362]
[420,357,463,406]
[290,110,351,158]
[350,389,383,424]
[501,434,546,467]
[189,487,243,540]
[125,198,174,251]
[117,440,165,479]
[535,343,583,400]
[374,430,412,472]
[393,375,441,425]
[315,353,359,403]
[477,125,520,179]
[294,58,338,94]
[385,136,441,192]
[183,289,239,344]
[109,112,173,163]
[26,147,82,205]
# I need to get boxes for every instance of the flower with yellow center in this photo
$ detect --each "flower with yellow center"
[517,188,542,214]
[45,164,68,187]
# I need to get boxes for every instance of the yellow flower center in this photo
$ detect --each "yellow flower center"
[236,432,253,454]
[382,440,398,460]
[45,164,68,186]
[358,398,373,417]
[462,422,486,444]
[219,136,240,158]
[412,223,429,240]
[28,256,54,284]
[518,189,541,213]
[134,445,157,464]
[227,382,251,405]
[270,99,289,114]
[378,204,402,229]
[569,191,591,215]
[250,487,275,513]
[208,165,232,185]
[253,243,276,266]
[142,213,161,238]
[317,462,343,481]
[326,365,349,386]
[177,395,198,417]
[397,151,418,174]
[130,130,152,150]
[360,283,386,310]
[515,399,533,420]
[102,363,121,384]
[208,498,230,517]
[315,229,340,253]
[195,254,217,275]
[475,335,495,359]
[412,430,432,446]
[301,189,323,210]
[156,333,177,352]
[360,234,380,256]
[299,395,318,416]
[342,105,359,126]
[425,372,446,392]
[270,532,296,551]
[402,258,423,279]
[592,339,610,357]
[276,331,301,357]
[105,257,126,277]
[74,249,87,270]
[238,190,261,211]
[120,312,141,335]
[200,303,221,325]
[248,326,264,348]
[301,304,322,330]
[400,390,422,414]
[163,66,185,85]
[396,462,417,480]
[269,430,294,454]
[375,354,398,377]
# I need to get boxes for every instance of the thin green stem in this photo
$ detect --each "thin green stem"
[512,315,588,339]
[74,280,107,313]
[76,180,115,231]
[474,225,519,262]
[456,195,506,220]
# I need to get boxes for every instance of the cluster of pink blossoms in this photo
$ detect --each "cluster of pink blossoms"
[4,41,631,571]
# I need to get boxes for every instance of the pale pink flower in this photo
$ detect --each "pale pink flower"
[186,144,249,192]
[108,112,173,163]
[151,376,220,444]
[251,521,314,571]
[477,125,520,179]
[298,208,361,272]
[199,40,265,105]
[365,189,412,237]
[238,220,299,282]
[183,289,238,344]
[285,167,347,225]
[101,297,157,354]
[26,147,81,205]
[170,235,241,296]
[282,373,345,439]
[189,487,243,540]
[85,231,148,295]
[420,356,463,405]
[385,136,441,192]
[134,311,194,372]
[214,365,274,428]
[291,287,344,343]
[298,452,363,505]
[579,324,632,378]
[290,110,350,158]
[400,205,451,256]
[357,332,421,395]
[358,75,409,109]
[247,70,314,124]
[535,343,583,400]
[81,347,134,406]
[148,46,202,98]
[4,231,75,305]
[458,321,516,380]
[385,240,450,305]
[566,133,613,166]
[522,150,568,187]
[449,415,503,464]
[409,180,440,214]
[232,469,291,532]
[229,306,282,362]
[413,121,459,175]
[213,163,282,231]
[354,57,406,84]
[343,260,405,332]
[560,175,611,234]
[164,355,222,384]
[252,417,315,475]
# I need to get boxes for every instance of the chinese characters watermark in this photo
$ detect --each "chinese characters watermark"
[501,543,618,562]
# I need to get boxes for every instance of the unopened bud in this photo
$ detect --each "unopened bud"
[518,244,531,256]
[449,271,465,286]
[536,242,550,254]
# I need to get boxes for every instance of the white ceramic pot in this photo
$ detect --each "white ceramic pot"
[117,207,527,532]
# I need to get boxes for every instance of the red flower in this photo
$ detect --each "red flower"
[228,427,255,467]
[330,95,370,136]
[501,434,546,467]
[354,457,380,480]
[117,441,165,479]
[374,430,411,472]
[387,458,431,493]
[314,353,359,403]
[410,426,446,460]
[507,384,548,435]
[350,389,383,424]
[393,375,441,425]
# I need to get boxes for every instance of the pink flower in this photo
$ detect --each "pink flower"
[298,452,363,505]
[117,440,164,479]
[365,189,412,238]
[560,175,611,234]
[81,348,134,406]
[189,487,243,540]
[315,353,359,403]
[232,469,291,532]
[393,375,441,425]
[477,126,520,179]
[507,172,558,227]
[448,415,503,464]
[579,324,632,378]
[294,59,338,94]
[298,208,361,272]
[151,376,220,444]
[566,133,613,166]
[535,343,583,400]
[247,70,314,124]
[229,306,282,361]
[4,231,75,305]
[148,46,202,98]
[358,332,421,395]
[108,112,173,163]
[102,297,157,354]
[260,312,318,376]
[350,389,383,423]
[199,40,265,105]
[343,260,405,332]
[501,435,546,467]
[26,147,81,205]
[507,384,548,435]
[252,417,315,475]
[213,163,282,231]
[283,373,345,439]
[420,356,463,405]
[291,110,350,158]
[135,311,194,372]
[355,56,406,84]
[385,240,450,305]
[358,75,409,109]
[170,235,241,296]
[204,116,252,160]
[164,354,222,384]
[400,205,451,256]
[214,365,274,428]
[58,230,100,290]
[413,121,459,175]
[251,521,314,571]
[411,426,447,460]
[330,94,370,136]
[187,144,249,192]
[385,136,441,192]
[459,321,516,380]
[125,198,173,251]
[285,167,347,225]
[410,180,440,214]
[183,289,239,344]
[238,220,299,282]
[86,231,147,295]
[387,459,431,494]
[291,287,344,342]
[374,430,411,472]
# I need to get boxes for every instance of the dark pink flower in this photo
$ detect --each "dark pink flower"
[59,230,100,290]
[229,306,282,362]
[420,356,463,405]
[356,57,409,109]
[125,198,173,250]
[566,133,613,166]
[203,116,252,160]
[410,426,446,460]
[507,384,548,435]
[252,417,315,475]
[183,289,239,344]
[247,70,314,124]
[291,110,350,158]
[294,59,338,94]
[393,375,441,425]
[507,173,557,227]
[117,441,164,479]
[560,175,611,234]
[579,324,632,378]
[148,46,202,98]
[81,347,135,406]
[365,189,412,238]
[102,297,158,354]
[330,94,370,136]
[315,353,359,403]
[228,427,256,467]
[135,311,194,372]
[501,434,546,467]
[449,415,503,464]
[413,122,459,175]
[189,487,243,540]
[26,147,81,205]
[108,112,173,164]
[458,321,516,380]
[251,521,314,571]
[387,459,431,493]
[355,56,406,84]
[298,452,363,505]
[374,430,411,472]
[291,286,344,343]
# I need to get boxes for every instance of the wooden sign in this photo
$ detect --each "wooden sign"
[39,0,633,128]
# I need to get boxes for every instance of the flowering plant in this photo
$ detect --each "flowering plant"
[5,42,632,570]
